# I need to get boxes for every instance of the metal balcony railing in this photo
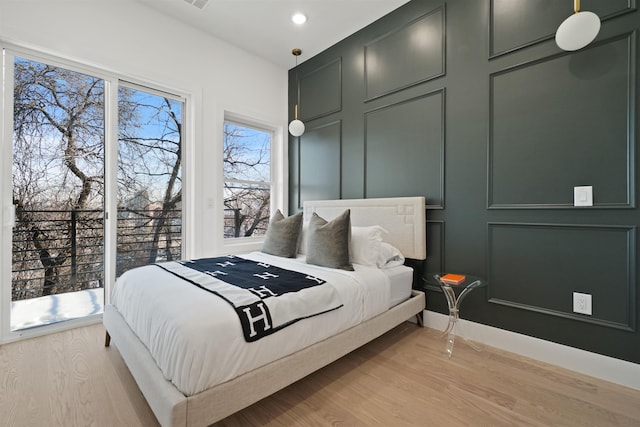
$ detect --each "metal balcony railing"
[12,208,181,301]
[223,208,268,238]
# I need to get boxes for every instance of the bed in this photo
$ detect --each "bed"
[103,197,426,426]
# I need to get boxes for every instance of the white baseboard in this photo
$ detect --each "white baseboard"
[423,310,640,391]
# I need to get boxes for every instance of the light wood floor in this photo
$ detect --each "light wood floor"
[1,322,639,427]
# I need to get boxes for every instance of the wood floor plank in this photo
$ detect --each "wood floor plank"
[0,322,638,426]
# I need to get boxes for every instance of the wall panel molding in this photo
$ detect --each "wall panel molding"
[487,222,636,331]
[299,58,342,122]
[297,120,342,209]
[364,5,445,101]
[288,0,640,364]
[489,0,637,59]
[488,33,636,209]
[364,89,445,208]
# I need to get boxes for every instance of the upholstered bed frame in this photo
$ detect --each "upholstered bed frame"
[103,197,426,427]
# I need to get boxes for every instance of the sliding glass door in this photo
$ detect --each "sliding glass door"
[10,56,106,331]
[116,84,183,277]
[1,49,184,339]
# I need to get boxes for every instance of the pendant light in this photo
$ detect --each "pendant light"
[555,0,600,51]
[288,48,305,137]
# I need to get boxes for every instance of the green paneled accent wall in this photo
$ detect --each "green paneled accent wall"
[299,58,342,120]
[490,0,634,57]
[288,0,640,364]
[489,35,633,208]
[365,90,444,205]
[364,6,445,100]
[488,223,635,330]
[297,121,342,207]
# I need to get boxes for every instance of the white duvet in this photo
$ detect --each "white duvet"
[111,252,392,396]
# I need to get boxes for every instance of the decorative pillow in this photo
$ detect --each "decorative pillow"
[350,225,388,266]
[306,209,354,271]
[377,242,405,269]
[261,210,303,258]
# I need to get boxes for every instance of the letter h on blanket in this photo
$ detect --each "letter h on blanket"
[240,302,272,338]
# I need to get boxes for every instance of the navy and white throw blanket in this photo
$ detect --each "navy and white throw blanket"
[154,256,343,342]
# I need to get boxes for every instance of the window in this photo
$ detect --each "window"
[1,46,187,340]
[223,120,272,238]
[10,56,106,330]
[117,83,183,275]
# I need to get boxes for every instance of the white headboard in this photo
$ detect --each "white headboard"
[303,197,426,260]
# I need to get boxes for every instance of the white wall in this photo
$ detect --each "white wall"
[0,0,288,258]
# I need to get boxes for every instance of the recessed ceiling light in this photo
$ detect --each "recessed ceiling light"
[292,13,307,25]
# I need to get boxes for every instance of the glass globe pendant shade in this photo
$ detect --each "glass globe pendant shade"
[555,10,600,51]
[288,103,305,136]
[289,119,305,137]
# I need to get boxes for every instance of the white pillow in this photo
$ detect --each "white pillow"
[350,225,388,266]
[377,242,405,269]
[298,222,309,255]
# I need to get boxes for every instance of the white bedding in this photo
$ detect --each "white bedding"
[387,265,414,307]
[111,251,412,396]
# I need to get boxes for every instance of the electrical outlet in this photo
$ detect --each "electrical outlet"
[573,292,592,315]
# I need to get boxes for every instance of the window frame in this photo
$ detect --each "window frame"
[0,42,192,343]
[221,111,286,252]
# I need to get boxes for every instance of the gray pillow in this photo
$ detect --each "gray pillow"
[306,209,354,271]
[261,210,303,258]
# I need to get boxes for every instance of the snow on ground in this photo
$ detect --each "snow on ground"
[11,288,104,331]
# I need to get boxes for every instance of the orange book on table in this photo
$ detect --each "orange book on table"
[440,273,466,285]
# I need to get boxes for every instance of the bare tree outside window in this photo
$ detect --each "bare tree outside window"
[117,86,183,276]
[223,121,271,238]
[10,55,273,326]
[12,57,105,299]
[11,57,183,304]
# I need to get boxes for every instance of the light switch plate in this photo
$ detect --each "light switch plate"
[574,186,593,207]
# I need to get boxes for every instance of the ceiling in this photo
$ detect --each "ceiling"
[136,0,411,69]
